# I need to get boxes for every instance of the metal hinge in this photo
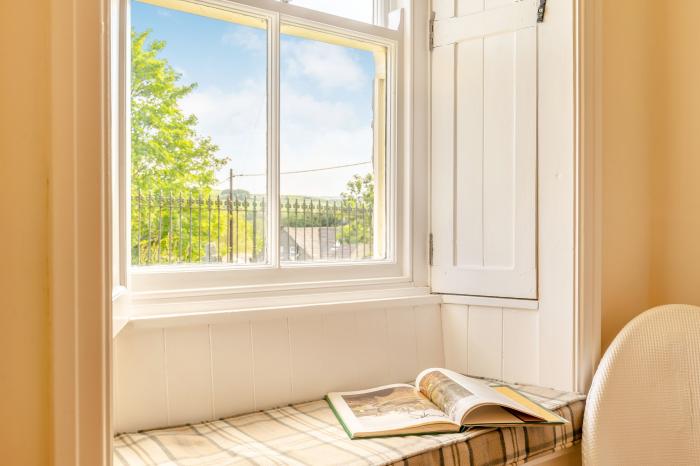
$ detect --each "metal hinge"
[429,233,434,266]
[537,0,547,23]
[428,11,436,50]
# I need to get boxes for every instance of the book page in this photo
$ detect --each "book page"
[327,384,458,436]
[416,369,478,423]
[416,368,545,424]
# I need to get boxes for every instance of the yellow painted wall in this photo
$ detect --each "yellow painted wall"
[0,2,52,465]
[653,1,700,307]
[601,0,660,350]
[601,0,700,351]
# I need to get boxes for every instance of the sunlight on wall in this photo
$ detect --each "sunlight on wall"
[600,0,661,351]
[652,1,700,308]
[601,0,700,351]
[0,2,52,465]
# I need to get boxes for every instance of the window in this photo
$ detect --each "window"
[130,1,269,266]
[123,0,403,293]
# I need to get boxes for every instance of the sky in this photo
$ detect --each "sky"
[131,0,378,198]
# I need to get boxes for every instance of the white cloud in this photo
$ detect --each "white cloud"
[180,81,268,193]
[283,40,369,91]
[180,79,373,197]
[279,90,372,197]
[221,28,265,52]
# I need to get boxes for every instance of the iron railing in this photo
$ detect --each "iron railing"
[131,192,374,265]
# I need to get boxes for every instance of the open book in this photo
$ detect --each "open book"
[326,368,567,439]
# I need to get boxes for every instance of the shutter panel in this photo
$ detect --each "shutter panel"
[430,0,538,298]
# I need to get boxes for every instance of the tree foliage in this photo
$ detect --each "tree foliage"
[130,29,229,195]
[341,173,374,209]
[339,173,374,244]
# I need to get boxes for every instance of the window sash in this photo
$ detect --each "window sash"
[124,0,404,292]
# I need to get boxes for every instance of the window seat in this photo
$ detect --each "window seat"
[114,380,585,466]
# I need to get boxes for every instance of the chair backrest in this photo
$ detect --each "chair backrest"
[582,304,700,465]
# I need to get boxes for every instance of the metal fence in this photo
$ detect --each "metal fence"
[131,192,374,266]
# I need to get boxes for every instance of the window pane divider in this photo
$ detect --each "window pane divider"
[268,11,281,268]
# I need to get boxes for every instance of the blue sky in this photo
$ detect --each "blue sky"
[131,1,377,197]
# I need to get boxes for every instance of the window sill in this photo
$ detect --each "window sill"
[439,294,539,310]
[129,261,408,295]
[112,288,539,338]
[119,286,438,331]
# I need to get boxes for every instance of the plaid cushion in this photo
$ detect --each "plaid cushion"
[114,381,586,466]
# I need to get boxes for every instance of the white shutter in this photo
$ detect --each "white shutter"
[430,0,539,298]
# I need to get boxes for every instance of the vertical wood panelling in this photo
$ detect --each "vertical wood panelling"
[386,308,419,383]
[431,3,538,299]
[483,33,515,267]
[164,325,213,425]
[322,311,359,393]
[455,38,485,267]
[114,328,168,433]
[440,304,541,384]
[415,305,445,370]
[467,306,503,379]
[251,318,292,410]
[430,42,456,271]
[354,307,392,388]
[441,304,469,373]
[113,302,546,433]
[502,308,539,384]
[114,304,443,432]
[512,25,538,279]
[210,322,255,418]
[288,313,327,403]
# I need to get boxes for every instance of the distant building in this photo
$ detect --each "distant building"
[279,226,370,261]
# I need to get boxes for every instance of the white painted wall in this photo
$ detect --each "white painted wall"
[113,298,556,433]
[442,304,539,385]
[114,303,443,433]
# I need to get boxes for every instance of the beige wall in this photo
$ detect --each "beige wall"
[601,0,659,350]
[0,2,52,465]
[653,1,700,307]
[601,0,700,351]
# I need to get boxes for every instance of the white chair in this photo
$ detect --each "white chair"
[582,304,700,465]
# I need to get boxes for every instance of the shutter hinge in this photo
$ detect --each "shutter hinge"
[429,11,436,50]
[537,0,547,23]
[429,233,434,266]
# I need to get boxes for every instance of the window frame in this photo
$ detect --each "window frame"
[120,0,409,297]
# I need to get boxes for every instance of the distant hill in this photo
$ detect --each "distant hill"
[217,189,342,204]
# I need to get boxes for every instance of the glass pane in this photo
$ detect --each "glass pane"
[280,0,375,24]
[280,24,387,263]
[130,1,268,266]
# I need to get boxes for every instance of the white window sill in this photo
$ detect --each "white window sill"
[115,286,438,333]
[112,288,539,338]
[440,294,539,310]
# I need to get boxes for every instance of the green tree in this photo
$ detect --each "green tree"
[130,29,229,194]
[130,29,249,265]
[340,173,374,245]
[341,173,374,209]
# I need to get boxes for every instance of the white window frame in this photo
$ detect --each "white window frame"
[118,0,408,299]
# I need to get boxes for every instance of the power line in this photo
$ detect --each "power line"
[216,160,372,186]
